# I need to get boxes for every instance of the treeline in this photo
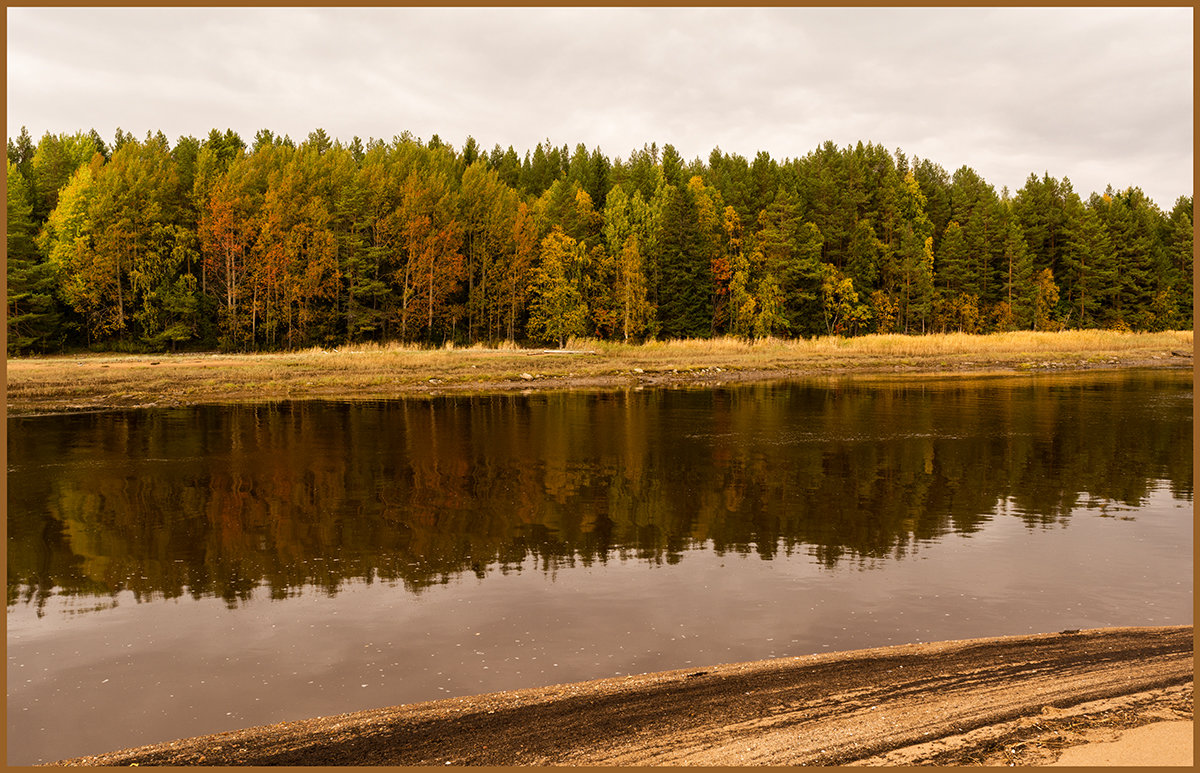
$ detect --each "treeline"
[6,126,1193,355]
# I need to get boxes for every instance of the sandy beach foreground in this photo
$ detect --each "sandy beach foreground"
[53,625,1192,766]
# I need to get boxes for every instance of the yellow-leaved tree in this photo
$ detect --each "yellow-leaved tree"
[529,228,589,347]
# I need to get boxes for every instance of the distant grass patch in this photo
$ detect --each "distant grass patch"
[6,330,1190,415]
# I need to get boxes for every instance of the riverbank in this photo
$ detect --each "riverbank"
[52,625,1192,766]
[6,330,1192,415]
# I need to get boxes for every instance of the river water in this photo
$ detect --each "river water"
[6,369,1193,764]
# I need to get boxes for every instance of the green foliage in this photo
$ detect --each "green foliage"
[1062,197,1115,328]
[30,130,98,220]
[1164,196,1193,326]
[5,126,1190,353]
[899,227,935,333]
[652,182,711,338]
[998,218,1032,330]
[936,221,968,296]
[7,161,63,353]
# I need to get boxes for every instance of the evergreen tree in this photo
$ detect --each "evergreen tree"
[659,143,685,189]
[1100,187,1159,328]
[586,147,610,209]
[461,135,480,167]
[845,219,880,293]
[87,129,110,162]
[1062,196,1116,328]
[7,125,35,175]
[936,221,968,297]
[795,141,857,269]
[7,161,62,353]
[1003,220,1035,330]
[899,227,935,333]
[1164,196,1193,326]
[687,176,727,334]
[948,166,1003,303]
[912,157,952,251]
[652,181,710,338]
[492,145,522,190]
[707,149,754,227]
[753,189,824,335]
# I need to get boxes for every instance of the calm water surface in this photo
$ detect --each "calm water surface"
[7,370,1193,764]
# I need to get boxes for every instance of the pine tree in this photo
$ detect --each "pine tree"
[7,125,35,175]
[1003,221,1035,330]
[949,166,1003,303]
[652,182,710,338]
[1101,187,1158,328]
[7,161,62,353]
[912,157,952,251]
[937,221,968,297]
[1164,196,1193,326]
[753,189,824,335]
[845,220,880,294]
[1061,197,1115,328]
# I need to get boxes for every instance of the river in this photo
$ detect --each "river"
[6,369,1192,764]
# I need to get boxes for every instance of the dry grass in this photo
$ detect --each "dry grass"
[6,330,1191,415]
[576,329,1192,357]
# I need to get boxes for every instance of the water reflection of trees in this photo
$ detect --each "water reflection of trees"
[8,371,1192,611]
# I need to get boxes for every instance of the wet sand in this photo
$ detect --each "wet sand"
[52,625,1192,766]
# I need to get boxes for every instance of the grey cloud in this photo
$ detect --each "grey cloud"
[6,7,1191,206]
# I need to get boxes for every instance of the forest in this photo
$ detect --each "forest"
[6,126,1194,355]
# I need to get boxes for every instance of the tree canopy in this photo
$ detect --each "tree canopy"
[7,126,1193,354]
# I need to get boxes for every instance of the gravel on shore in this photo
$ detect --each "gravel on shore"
[52,624,1193,766]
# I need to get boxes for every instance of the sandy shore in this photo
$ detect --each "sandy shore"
[52,625,1192,766]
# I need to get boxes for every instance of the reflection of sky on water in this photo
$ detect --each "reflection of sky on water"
[7,485,1192,765]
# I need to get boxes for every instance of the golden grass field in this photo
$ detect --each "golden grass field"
[6,329,1192,415]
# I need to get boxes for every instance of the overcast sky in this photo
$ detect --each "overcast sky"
[7,7,1193,208]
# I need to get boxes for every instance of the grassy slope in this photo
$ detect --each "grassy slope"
[6,330,1192,415]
